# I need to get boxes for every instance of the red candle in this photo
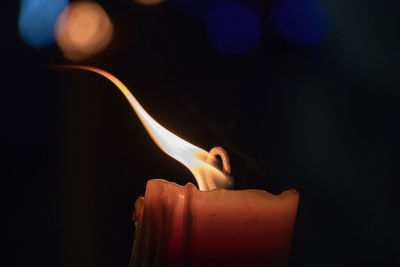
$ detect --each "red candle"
[61,66,299,266]
[131,180,298,267]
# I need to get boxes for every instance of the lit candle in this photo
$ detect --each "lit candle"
[132,179,298,266]
[62,65,299,266]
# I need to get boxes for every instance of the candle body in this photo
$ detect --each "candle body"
[131,179,299,267]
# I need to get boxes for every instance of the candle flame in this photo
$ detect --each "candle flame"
[61,65,231,191]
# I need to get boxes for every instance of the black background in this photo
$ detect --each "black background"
[2,0,400,266]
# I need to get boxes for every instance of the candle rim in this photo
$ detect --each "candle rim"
[146,178,299,199]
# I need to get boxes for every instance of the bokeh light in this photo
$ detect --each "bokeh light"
[133,0,164,6]
[56,2,113,61]
[18,0,69,49]
[271,0,329,46]
[207,2,262,56]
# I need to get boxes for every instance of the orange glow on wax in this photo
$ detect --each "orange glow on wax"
[60,65,231,191]
[134,0,165,6]
[55,2,113,61]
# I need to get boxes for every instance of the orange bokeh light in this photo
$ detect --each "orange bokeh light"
[56,2,113,61]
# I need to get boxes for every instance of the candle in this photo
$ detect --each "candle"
[61,65,299,266]
[131,179,298,266]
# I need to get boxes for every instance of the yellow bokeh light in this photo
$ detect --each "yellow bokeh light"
[134,0,164,6]
[56,2,113,61]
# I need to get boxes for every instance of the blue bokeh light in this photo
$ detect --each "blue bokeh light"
[271,0,329,46]
[18,0,69,49]
[207,2,262,56]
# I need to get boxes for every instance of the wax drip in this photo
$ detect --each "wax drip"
[132,196,144,226]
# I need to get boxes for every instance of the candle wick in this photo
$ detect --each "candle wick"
[206,146,231,176]
[204,146,231,190]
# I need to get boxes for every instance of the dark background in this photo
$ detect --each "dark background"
[3,0,400,266]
